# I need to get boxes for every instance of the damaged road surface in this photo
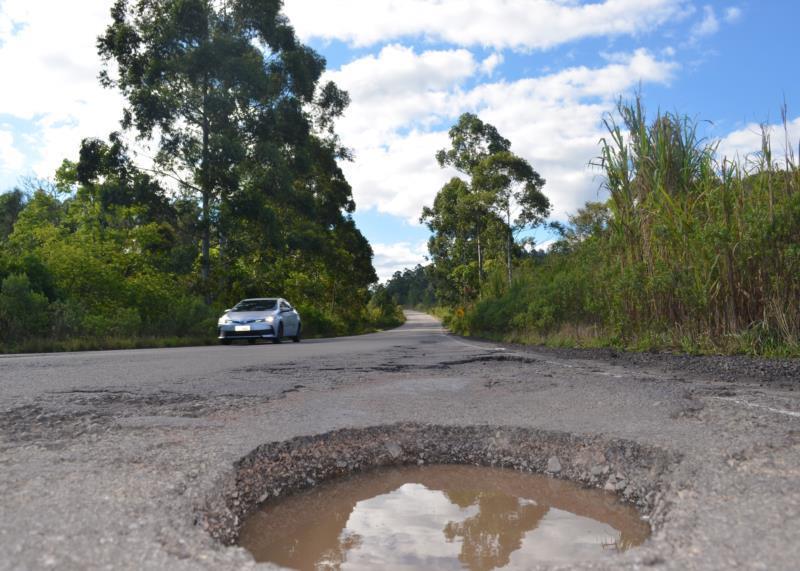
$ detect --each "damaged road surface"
[1,311,799,570]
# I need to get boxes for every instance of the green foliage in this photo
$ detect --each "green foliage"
[385,265,437,308]
[0,274,50,341]
[366,285,405,329]
[0,138,378,352]
[98,0,353,296]
[441,96,800,356]
[0,2,382,353]
[0,174,379,350]
[422,113,550,304]
[0,189,25,241]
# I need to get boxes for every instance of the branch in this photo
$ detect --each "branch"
[140,164,202,194]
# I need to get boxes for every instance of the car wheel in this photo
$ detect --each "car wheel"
[272,323,283,344]
[220,339,232,345]
[292,324,301,343]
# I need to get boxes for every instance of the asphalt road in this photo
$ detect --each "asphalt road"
[1,311,798,570]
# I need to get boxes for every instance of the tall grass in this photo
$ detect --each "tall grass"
[456,96,800,355]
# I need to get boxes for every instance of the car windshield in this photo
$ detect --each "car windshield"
[231,299,277,312]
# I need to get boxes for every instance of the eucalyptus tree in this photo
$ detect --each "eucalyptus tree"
[472,151,548,284]
[98,0,350,300]
[428,114,503,295]
[421,177,485,304]
[424,113,549,300]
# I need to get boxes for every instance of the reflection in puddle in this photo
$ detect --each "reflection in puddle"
[238,465,650,570]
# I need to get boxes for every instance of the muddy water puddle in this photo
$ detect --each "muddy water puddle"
[238,465,649,570]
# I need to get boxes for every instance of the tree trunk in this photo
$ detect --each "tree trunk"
[476,230,482,299]
[200,76,211,304]
[506,206,512,286]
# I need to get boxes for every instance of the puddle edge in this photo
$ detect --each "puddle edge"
[198,423,678,547]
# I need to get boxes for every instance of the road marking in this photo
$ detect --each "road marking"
[708,396,800,419]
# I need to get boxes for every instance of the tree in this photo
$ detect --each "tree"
[472,151,548,284]
[421,177,496,304]
[385,265,437,308]
[422,113,549,301]
[0,274,50,342]
[0,189,26,242]
[98,0,349,300]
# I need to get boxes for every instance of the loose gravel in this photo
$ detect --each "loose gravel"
[201,424,677,546]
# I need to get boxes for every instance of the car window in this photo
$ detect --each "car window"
[232,299,277,311]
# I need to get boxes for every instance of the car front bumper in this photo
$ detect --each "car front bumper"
[218,324,276,339]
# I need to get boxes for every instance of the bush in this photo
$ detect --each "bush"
[0,274,50,344]
[367,285,404,329]
[295,304,347,338]
[450,98,800,356]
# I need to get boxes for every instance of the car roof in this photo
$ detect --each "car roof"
[240,298,279,301]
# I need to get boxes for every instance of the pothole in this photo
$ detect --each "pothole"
[239,464,650,569]
[199,424,677,563]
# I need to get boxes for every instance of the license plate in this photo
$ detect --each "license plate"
[235,325,251,332]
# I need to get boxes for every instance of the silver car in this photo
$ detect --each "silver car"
[217,298,301,345]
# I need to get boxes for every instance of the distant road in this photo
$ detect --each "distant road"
[1,311,798,570]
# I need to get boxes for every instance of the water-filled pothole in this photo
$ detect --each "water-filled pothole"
[238,464,650,570]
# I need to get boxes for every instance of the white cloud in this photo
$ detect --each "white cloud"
[372,241,429,282]
[480,53,504,76]
[325,44,476,147]
[724,6,742,23]
[330,46,678,222]
[284,0,690,50]
[690,5,720,40]
[343,130,458,221]
[717,118,800,166]
[0,130,25,175]
[0,0,122,179]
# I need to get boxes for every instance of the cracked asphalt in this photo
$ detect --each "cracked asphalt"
[1,311,799,570]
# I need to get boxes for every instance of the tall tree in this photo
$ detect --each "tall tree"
[0,189,26,242]
[472,151,548,284]
[423,113,549,300]
[98,0,349,300]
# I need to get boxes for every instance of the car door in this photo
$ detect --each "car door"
[280,301,298,335]
[287,303,300,335]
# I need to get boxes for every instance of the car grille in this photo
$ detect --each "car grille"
[221,326,274,338]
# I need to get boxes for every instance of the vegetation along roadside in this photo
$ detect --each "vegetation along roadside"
[387,97,800,357]
[0,0,402,353]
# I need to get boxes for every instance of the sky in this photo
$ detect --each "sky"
[0,1,798,281]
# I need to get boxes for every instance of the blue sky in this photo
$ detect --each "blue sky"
[1,1,798,280]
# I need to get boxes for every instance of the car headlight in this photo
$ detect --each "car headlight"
[219,317,232,325]
[265,316,275,323]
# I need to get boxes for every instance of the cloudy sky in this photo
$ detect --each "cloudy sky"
[0,1,798,280]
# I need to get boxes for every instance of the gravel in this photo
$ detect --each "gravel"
[202,424,675,546]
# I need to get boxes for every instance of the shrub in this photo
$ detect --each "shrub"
[0,274,50,344]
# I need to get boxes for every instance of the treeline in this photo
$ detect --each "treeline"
[385,265,437,308]
[0,0,400,352]
[416,99,800,356]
